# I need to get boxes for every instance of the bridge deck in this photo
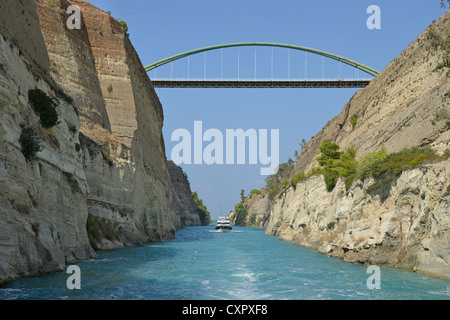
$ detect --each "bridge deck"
[150,79,371,88]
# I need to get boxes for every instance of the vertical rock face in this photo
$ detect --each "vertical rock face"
[0,0,96,285]
[38,0,184,250]
[265,161,450,279]
[0,0,201,285]
[246,11,450,278]
[229,194,271,228]
[295,11,450,175]
[167,161,202,227]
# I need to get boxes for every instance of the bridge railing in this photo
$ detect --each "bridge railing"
[150,78,373,88]
[150,77,374,81]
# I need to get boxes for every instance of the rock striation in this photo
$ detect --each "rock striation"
[295,11,450,174]
[265,161,450,279]
[167,161,202,227]
[0,0,202,285]
[245,11,450,278]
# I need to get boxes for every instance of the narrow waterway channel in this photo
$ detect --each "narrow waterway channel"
[1,224,449,300]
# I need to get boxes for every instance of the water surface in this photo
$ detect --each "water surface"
[1,225,449,300]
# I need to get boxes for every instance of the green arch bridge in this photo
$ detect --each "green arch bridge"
[144,42,380,88]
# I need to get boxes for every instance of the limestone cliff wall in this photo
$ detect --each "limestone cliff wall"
[0,0,201,285]
[167,161,202,227]
[229,194,271,228]
[0,0,96,285]
[266,161,450,278]
[247,11,450,278]
[295,12,450,175]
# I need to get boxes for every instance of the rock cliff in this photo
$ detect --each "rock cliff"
[167,161,202,227]
[266,161,450,278]
[0,0,201,285]
[296,11,450,173]
[246,11,450,278]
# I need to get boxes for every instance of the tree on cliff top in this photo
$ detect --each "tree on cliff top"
[120,20,129,37]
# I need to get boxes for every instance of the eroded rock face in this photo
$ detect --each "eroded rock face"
[0,0,95,285]
[295,11,450,175]
[0,0,201,285]
[230,194,271,228]
[265,161,450,278]
[35,0,186,251]
[167,161,202,227]
[248,11,450,278]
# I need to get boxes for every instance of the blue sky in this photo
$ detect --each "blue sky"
[88,0,446,219]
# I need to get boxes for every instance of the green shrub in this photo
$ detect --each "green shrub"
[356,146,388,180]
[409,153,430,168]
[375,146,437,177]
[28,88,59,128]
[249,189,262,198]
[317,140,341,167]
[120,20,129,37]
[307,167,324,177]
[376,153,413,176]
[282,179,289,189]
[233,202,248,226]
[351,115,358,129]
[291,171,307,189]
[323,167,340,191]
[334,147,357,177]
[264,159,295,200]
[345,174,356,191]
[19,125,42,161]
[192,191,212,225]
[317,141,357,191]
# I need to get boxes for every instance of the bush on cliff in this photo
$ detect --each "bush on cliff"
[28,88,59,128]
[272,139,446,199]
[249,189,262,198]
[316,140,357,191]
[374,146,439,177]
[291,171,306,189]
[316,142,442,191]
[356,146,388,180]
[265,159,295,200]
[233,202,248,226]
[19,124,42,161]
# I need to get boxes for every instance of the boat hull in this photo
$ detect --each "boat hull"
[215,226,232,231]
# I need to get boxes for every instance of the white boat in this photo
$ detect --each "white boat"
[215,216,232,231]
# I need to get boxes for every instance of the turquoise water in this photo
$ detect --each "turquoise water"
[1,224,449,300]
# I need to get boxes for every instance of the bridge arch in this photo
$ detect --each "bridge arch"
[144,42,380,77]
